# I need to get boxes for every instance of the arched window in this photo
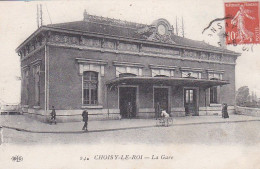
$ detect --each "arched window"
[83,71,98,105]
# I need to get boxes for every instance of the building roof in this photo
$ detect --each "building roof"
[45,13,238,55]
[16,12,240,56]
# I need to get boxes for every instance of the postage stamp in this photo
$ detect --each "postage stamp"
[225,1,260,45]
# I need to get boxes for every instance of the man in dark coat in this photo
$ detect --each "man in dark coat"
[50,106,57,125]
[82,110,89,131]
[222,103,229,118]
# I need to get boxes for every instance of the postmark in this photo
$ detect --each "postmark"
[225,1,260,45]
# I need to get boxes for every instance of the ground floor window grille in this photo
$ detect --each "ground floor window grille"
[83,71,98,105]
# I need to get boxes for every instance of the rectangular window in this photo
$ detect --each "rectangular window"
[185,89,194,104]
[208,73,223,80]
[116,66,142,77]
[182,71,201,79]
[210,87,218,103]
[152,69,174,77]
[83,71,98,105]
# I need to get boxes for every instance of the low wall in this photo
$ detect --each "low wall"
[199,105,235,116]
[235,106,260,116]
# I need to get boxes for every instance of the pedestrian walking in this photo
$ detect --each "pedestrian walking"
[50,106,57,124]
[222,103,229,118]
[155,102,161,119]
[82,110,89,131]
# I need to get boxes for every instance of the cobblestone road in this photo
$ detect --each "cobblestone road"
[0,115,260,145]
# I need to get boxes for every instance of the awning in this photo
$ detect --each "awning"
[106,76,229,88]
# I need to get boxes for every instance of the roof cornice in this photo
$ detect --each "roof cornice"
[15,26,49,52]
[16,25,241,57]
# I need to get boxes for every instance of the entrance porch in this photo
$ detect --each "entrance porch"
[107,76,229,118]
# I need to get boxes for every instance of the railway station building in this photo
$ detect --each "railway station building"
[16,11,240,122]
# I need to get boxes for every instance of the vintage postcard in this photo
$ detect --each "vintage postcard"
[0,0,260,168]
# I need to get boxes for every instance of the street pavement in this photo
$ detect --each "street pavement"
[0,114,260,144]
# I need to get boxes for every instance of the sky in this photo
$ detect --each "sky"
[0,0,259,103]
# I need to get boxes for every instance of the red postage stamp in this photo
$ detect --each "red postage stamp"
[225,1,260,45]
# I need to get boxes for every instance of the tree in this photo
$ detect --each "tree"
[236,86,250,106]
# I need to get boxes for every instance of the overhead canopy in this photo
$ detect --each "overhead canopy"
[106,76,229,88]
